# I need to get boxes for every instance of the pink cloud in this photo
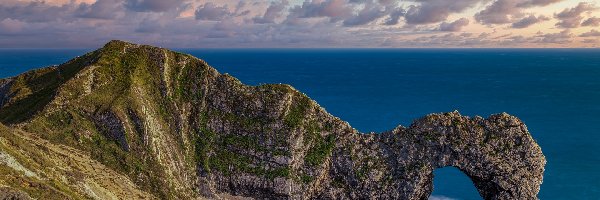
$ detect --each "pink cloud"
[0,18,25,34]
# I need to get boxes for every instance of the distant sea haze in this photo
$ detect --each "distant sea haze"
[2,48,599,199]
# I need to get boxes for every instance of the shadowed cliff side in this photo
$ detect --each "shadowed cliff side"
[0,40,545,199]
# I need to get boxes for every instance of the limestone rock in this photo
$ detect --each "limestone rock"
[0,40,545,199]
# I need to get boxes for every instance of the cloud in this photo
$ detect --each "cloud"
[125,0,184,12]
[195,2,231,21]
[404,0,480,24]
[287,0,354,22]
[0,0,597,48]
[0,1,77,23]
[554,2,598,28]
[517,0,563,7]
[579,29,600,37]
[253,0,289,24]
[583,38,598,43]
[439,18,470,31]
[582,17,600,27]
[343,2,387,26]
[476,0,562,25]
[135,17,164,33]
[555,2,597,18]
[536,30,573,43]
[399,32,493,47]
[284,0,405,27]
[383,7,405,25]
[76,0,124,19]
[498,35,534,45]
[512,15,549,28]
[475,0,518,24]
[0,18,25,34]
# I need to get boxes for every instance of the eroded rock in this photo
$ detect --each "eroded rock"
[93,111,130,152]
[0,187,33,200]
[0,78,13,108]
[0,40,545,200]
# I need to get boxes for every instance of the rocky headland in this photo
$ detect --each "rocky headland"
[0,40,545,199]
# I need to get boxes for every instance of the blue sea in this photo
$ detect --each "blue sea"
[1,48,599,199]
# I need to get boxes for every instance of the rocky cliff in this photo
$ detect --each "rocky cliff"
[0,40,546,200]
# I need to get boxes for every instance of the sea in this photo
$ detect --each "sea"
[1,48,599,200]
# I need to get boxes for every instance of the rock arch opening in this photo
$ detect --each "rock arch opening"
[380,112,546,199]
[431,167,481,200]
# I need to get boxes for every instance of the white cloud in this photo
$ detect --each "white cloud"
[0,0,596,47]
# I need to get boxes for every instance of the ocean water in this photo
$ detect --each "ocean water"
[1,48,600,199]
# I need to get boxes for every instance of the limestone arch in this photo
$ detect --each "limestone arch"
[390,112,546,199]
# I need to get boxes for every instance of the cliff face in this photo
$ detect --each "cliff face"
[0,40,546,200]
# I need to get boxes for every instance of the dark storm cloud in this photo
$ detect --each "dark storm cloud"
[511,15,549,28]
[554,2,597,28]
[439,18,470,31]
[125,0,184,12]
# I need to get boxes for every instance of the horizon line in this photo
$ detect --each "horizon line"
[1,47,599,50]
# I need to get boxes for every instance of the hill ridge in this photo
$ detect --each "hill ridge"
[0,40,545,199]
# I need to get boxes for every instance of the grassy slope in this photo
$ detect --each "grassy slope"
[0,51,98,124]
[0,40,347,199]
[0,123,155,199]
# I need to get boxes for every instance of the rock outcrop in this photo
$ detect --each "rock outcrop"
[0,78,14,109]
[0,40,546,199]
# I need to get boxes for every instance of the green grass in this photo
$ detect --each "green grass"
[304,134,336,167]
[300,174,314,184]
[204,132,293,180]
[0,51,96,124]
[284,95,311,128]
[194,112,216,172]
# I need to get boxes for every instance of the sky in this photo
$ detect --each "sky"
[0,0,599,48]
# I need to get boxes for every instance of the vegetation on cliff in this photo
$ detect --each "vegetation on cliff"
[0,41,546,200]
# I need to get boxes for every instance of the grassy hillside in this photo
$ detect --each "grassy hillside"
[0,40,545,200]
